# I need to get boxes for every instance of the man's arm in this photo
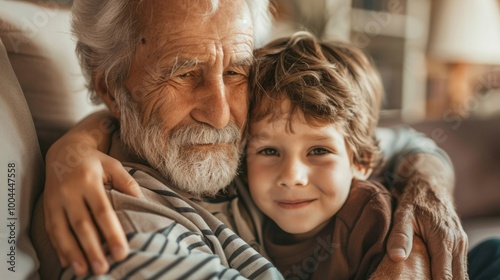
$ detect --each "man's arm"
[373,126,468,279]
[42,111,141,275]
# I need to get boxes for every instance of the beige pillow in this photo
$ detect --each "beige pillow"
[0,0,103,155]
[0,37,42,280]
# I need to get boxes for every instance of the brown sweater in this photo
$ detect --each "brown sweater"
[264,180,394,280]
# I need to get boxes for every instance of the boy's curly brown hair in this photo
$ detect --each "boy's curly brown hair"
[248,31,384,169]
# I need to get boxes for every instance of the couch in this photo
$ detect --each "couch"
[1,1,499,279]
[0,1,101,279]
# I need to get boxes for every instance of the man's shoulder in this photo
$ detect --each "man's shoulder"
[106,163,198,233]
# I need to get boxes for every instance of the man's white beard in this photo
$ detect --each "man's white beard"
[116,90,243,197]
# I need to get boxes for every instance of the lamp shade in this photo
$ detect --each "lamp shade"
[428,0,500,64]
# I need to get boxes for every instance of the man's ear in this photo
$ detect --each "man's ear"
[92,71,121,119]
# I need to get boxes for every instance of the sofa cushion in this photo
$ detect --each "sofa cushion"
[0,0,103,155]
[412,117,500,219]
[0,37,43,280]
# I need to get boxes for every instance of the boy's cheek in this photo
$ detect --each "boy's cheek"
[245,147,259,165]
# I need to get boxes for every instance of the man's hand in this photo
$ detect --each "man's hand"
[43,140,142,276]
[385,153,469,280]
[371,235,431,280]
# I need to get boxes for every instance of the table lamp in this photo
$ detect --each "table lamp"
[427,0,500,116]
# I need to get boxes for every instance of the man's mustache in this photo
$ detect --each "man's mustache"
[169,122,241,145]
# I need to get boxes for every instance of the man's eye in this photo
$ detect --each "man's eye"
[257,148,279,156]
[308,148,330,156]
[225,70,240,76]
[177,72,193,78]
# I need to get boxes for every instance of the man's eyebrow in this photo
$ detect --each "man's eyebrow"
[158,56,253,78]
[162,57,201,78]
[230,57,253,67]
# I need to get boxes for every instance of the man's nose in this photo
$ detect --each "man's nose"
[277,157,309,188]
[191,78,230,129]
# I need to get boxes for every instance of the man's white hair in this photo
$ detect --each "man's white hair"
[71,0,272,103]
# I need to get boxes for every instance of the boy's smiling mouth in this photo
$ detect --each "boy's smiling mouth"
[275,199,317,209]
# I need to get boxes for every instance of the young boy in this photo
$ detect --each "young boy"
[244,31,391,279]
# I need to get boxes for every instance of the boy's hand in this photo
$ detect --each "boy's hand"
[43,142,142,276]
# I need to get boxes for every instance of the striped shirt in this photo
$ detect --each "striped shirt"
[61,163,282,279]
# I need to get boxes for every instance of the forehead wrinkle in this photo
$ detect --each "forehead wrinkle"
[145,26,252,49]
[138,0,253,48]
[148,27,253,52]
[139,1,211,33]
[138,16,253,78]
[225,42,254,66]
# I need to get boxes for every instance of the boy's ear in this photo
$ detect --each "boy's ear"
[351,150,373,180]
[92,71,121,119]
[353,164,372,180]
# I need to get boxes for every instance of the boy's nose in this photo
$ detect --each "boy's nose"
[277,158,309,188]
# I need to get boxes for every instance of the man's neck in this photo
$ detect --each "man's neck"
[108,131,147,165]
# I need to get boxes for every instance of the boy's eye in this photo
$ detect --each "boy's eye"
[257,148,279,156]
[308,148,330,156]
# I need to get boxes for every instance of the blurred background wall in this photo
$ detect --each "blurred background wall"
[270,0,500,123]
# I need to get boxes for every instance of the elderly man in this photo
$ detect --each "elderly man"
[32,0,468,279]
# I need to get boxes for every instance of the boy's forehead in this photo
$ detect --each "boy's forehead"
[251,100,334,128]
[249,112,343,139]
